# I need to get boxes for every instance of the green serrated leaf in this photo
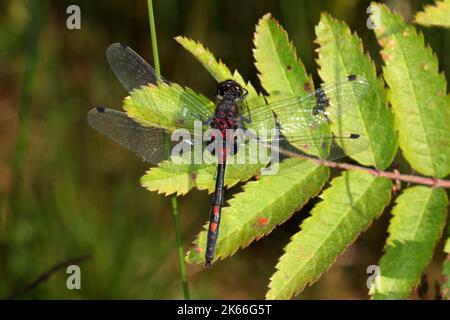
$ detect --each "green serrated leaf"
[415,0,450,28]
[123,82,214,131]
[140,160,204,196]
[315,13,397,169]
[175,36,265,107]
[125,81,266,194]
[373,3,450,178]
[186,158,329,264]
[253,13,330,159]
[254,13,312,100]
[267,171,392,300]
[141,151,268,195]
[370,186,448,300]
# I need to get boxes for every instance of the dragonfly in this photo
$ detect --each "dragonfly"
[87,43,370,268]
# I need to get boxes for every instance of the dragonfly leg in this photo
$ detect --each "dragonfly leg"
[272,111,282,130]
[239,102,252,125]
[237,88,249,103]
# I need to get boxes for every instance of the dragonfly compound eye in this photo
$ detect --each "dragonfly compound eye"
[217,80,244,101]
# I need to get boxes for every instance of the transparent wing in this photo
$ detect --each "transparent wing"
[87,107,168,163]
[242,129,368,162]
[275,133,369,161]
[242,75,370,134]
[106,43,214,122]
[106,43,161,92]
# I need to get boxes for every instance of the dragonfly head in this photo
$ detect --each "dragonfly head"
[216,80,245,102]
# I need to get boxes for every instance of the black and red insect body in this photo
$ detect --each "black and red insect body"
[88,44,369,269]
[205,80,248,268]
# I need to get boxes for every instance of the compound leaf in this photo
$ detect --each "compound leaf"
[267,171,392,300]
[373,3,450,178]
[186,159,329,264]
[315,13,397,169]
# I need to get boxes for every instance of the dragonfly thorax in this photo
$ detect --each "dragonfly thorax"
[211,106,238,132]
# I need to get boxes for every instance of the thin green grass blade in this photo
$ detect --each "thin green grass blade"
[267,171,393,300]
[370,186,448,299]
[373,3,450,178]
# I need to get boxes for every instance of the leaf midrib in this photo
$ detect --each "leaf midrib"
[264,22,296,97]
[219,162,321,242]
[325,17,377,166]
[387,24,436,174]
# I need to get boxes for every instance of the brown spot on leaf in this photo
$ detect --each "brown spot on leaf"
[190,172,197,181]
[304,82,311,92]
[381,52,393,61]
[403,30,409,37]
[287,64,292,71]
[377,38,386,46]
[194,246,203,253]
[258,217,269,226]
[421,63,429,71]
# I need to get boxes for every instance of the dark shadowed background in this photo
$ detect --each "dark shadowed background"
[0,0,448,299]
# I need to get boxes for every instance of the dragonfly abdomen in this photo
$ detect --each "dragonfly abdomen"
[205,160,226,268]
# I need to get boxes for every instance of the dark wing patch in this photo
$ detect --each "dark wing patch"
[87,107,167,163]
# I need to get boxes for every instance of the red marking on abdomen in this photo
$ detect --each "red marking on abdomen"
[210,222,218,232]
[213,205,220,215]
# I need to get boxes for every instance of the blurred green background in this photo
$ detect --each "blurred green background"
[0,0,448,299]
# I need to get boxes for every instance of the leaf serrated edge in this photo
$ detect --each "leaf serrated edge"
[314,12,395,169]
[373,2,450,177]
[253,12,311,96]
[186,161,329,264]
[267,173,392,299]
